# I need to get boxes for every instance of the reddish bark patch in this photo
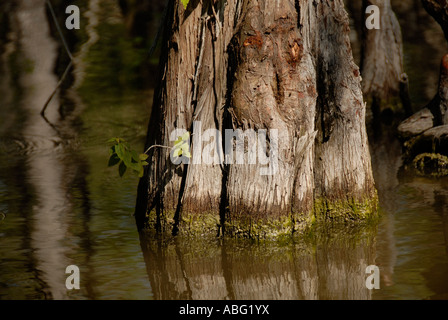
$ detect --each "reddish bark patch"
[286,40,302,67]
[243,31,263,49]
[307,85,316,96]
[442,54,448,75]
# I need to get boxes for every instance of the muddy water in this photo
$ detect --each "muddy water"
[0,0,447,300]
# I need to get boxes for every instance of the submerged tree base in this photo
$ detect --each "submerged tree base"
[142,196,379,241]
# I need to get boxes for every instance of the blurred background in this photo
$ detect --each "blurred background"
[0,0,447,300]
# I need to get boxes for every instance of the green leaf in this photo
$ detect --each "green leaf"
[138,164,145,178]
[139,153,149,161]
[115,143,125,160]
[115,143,132,168]
[181,131,190,142]
[108,153,120,167]
[107,137,151,178]
[174,131,190,146]
[181,0,190,9]
[173,147,182,158]
[182,150,191,158]
[128,161,141,172]
[172,131,192,159]
[119,161,127,177]
[122,141,131,151]
[174,137,183,147]
[131,150,140,163]
[180,143,191,158]
[122,151,133,168]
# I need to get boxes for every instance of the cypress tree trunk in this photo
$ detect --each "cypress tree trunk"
[135,0,377,238]
[360,0,412,116]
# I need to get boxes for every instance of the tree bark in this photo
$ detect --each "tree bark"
[135,0,377,238]
[422,0,448,42]
[361,0,412,116]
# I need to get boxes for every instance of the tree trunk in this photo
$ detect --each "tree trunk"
[422,0,448,42]
[135,0,377,238]
[360,0,412,116]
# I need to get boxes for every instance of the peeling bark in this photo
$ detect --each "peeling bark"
[136,0,377,237]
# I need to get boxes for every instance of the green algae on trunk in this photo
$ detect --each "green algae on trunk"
[141,194,379,240]
[313,195,380,223]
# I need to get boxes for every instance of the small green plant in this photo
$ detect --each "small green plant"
[181,0,190,9]
[172,131,191,158]
[108,132,191,178]
[108,138,149,178]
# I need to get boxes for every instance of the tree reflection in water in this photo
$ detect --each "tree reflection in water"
[139,224,377,300]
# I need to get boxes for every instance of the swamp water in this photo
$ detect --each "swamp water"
[0,0,447,300]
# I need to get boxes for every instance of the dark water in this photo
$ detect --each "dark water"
[0,0,448,300]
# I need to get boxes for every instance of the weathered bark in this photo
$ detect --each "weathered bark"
[435,54,448,125]
[361,0,412,116]
[422,0,448,42]
[136,0,377,237]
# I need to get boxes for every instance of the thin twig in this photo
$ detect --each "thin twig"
[144,144,172,155]
[41,110,64,136]
[41,0,74,117]
[144,135,195,155]
[46,0,73,60]
[41,60,73,117]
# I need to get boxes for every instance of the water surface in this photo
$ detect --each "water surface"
[0,0,447,300]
